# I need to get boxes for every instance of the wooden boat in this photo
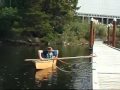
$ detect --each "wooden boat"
[36,59,57,69]
[25,50,58,69]
[25,58,57,69]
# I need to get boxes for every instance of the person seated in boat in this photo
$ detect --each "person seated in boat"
[38,47,58,60]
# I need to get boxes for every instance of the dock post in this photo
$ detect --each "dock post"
[93,28,95,45]
[112,18,117,47]
[107,24,110,45]
[89,18,94,50]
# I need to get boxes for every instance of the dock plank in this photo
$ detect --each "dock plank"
[92,41,120,89]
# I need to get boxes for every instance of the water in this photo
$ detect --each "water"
[0,44,92,90]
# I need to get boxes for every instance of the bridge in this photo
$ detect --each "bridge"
[92,40,120,89]
[77,12,120,25]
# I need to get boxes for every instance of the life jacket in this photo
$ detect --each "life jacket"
[42,50,58,58]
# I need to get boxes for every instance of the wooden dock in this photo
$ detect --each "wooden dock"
[92,40,120,89]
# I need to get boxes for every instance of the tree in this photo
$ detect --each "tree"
[18,0,79,37]
[0,7,19,38]
[0,0,79,43]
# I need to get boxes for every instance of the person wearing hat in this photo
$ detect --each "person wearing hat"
[38,47,58,60]
[46,47,54,59]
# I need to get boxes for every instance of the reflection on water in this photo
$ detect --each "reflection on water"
[35,67,57,87]
[71,60,92,89]
[56,58,92,89]
[0,44,92,89]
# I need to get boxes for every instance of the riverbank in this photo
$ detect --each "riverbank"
[0,39,45,46]
[0,38,89,47]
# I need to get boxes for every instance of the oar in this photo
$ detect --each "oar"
[25,59,50,61]
[25,54,95,62]
[57,55,95,60]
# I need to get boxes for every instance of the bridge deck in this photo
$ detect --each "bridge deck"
[92,41,120,89]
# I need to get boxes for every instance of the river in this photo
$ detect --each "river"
[0,44,92,90]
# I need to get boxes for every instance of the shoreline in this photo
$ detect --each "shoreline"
[0,39,45,46]
[0,38,89,47]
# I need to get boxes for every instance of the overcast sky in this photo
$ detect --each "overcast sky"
[77,0,120,16]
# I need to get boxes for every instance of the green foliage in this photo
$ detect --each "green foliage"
[15,0,79,38]
[0,7,20,38]
[60,19,89,44]
[116,28,120,38]
[0,0,81,44]
[95,24,107,39]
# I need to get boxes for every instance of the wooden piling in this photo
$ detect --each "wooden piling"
[89,18,94,49]
[112,18,116,47]
[107,25,110,45]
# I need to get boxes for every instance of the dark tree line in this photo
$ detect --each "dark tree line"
[0,0,79,42]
